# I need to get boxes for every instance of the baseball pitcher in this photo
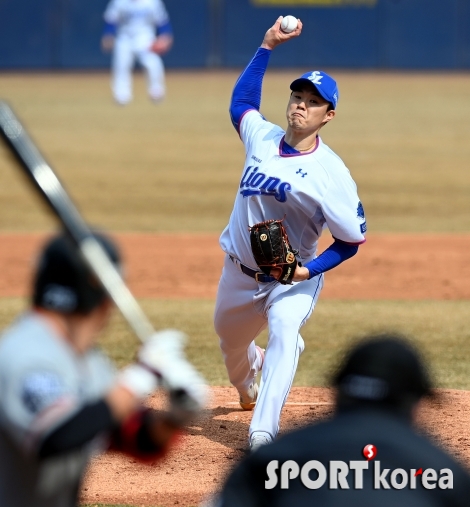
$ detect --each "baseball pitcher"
[214,17,367,452]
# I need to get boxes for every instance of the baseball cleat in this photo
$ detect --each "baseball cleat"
[150,92,165,104]
[239,382,259,411]
[238,346,265,410]
[249,432,273,453]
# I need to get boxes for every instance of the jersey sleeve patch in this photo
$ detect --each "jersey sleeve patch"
[357,201,365,219]
[21,371,66,414]
[357,201,367,234]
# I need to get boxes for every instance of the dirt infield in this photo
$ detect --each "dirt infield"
[1,232,470,505]
[80,387,470,507]
[1,232,470,300]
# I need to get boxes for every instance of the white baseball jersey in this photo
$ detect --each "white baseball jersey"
[104,0,169,51]
[0,313,115,507]
[219,110,366,269]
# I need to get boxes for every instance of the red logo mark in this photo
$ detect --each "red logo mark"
[362,444,377,461]
[415,468,423,476]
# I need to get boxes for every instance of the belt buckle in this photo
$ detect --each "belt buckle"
[255,272,263,282]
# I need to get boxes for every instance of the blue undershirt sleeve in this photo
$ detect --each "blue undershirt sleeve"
[304,239,359,279]
[157,21,173,36]
[103,22,117,36]
[229,48,271,131]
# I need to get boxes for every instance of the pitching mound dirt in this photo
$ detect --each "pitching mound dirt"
[80,386,470,506]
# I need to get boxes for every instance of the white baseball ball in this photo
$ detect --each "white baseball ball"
[280,15,298,34]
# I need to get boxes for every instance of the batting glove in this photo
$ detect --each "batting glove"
[118,329,209,424]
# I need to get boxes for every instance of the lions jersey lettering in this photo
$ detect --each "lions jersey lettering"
[240,166,292,202]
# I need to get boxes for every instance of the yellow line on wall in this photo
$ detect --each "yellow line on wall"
[252,0,377,6]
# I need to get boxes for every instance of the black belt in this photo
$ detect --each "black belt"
[229,255,276,283]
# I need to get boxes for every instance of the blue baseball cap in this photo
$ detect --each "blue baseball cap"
[290,71,339,109]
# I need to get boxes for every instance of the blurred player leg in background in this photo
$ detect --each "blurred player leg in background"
[111,36,135,105]
[138,50,166,103]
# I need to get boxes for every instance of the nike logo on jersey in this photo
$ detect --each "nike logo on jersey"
[240,166,292,203]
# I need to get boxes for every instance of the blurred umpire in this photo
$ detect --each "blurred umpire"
[213,333,470,507]
[0,232,207,507]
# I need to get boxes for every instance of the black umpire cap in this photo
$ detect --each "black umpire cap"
[32,231,121,315]
[333,333,433,415]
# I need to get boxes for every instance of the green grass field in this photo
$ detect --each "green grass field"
[2,297,470,389]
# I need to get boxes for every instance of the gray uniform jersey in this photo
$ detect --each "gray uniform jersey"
[0,312,116,507]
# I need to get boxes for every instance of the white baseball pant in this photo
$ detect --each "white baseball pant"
[111,35,165,104]
[214,254,324,440]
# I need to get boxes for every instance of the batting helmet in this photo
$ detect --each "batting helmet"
[32,231,121,315]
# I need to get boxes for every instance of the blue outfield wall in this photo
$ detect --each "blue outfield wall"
[0,0,469,70]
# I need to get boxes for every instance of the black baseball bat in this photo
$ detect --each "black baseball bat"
[0,100,154,342]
